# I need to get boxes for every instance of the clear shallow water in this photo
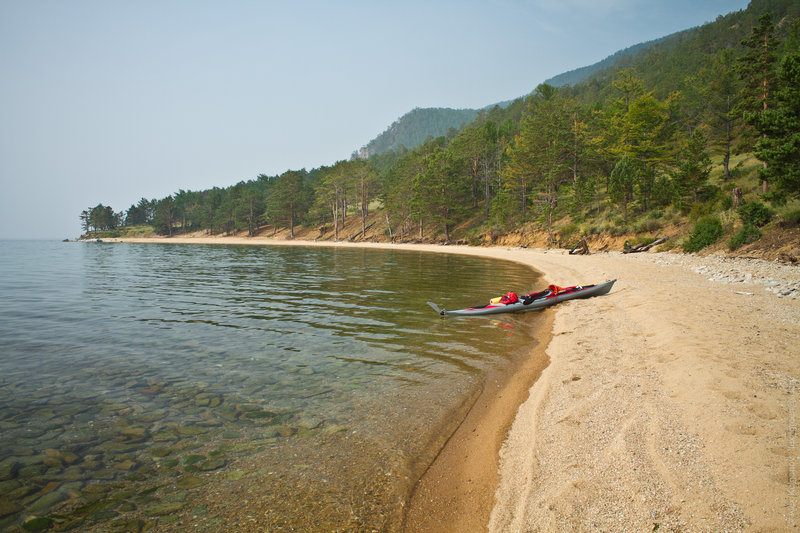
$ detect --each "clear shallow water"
[0,241,543,531]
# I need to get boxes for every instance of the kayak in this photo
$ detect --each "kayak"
[427,279,616,317]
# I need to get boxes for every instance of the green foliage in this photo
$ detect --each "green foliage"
[414,143,470,241]
[557,222,580,246]
[761,190,788,207]
[125,198,156,226]
[738,201,774,227]
[634,217,663,234]
[270,170,312,238]
[687,201,715,221]
[682,216,723,252]
[737,13,780,118]
[650,175,675,208]
[749,53,800,196]
[674,128,712,206]
[780,207,800,227]
[728,223,762,250]
[360,108,479,157]
[152,196,176,236]
[80,204,121,234]
[609,156,639,221]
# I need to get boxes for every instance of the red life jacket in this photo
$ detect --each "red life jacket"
[499,291,519,304]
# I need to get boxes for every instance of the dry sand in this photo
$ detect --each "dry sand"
[103,236,800,532]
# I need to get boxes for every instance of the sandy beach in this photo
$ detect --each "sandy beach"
[104,235,799,531]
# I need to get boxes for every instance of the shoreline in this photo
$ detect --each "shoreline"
[402,309,553,532]
[101,235,800,531]
[100,235,557,531]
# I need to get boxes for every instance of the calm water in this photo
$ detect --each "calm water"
[0,240,543,531]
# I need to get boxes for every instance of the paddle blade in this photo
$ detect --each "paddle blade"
[427,302,445,315]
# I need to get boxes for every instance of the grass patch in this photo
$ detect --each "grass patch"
[82,225,154,239]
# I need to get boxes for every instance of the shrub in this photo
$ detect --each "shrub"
[687,201,714,221]
[634,218,663,234]
[728,224,762,250]
[698,184,721,203]
[651,175,675,207]
[780,208,800,228]
[557,222,580,246]
[633,236,656,247]
[738,201,773,227]
[682,216,723,253]
[761,190,788,207]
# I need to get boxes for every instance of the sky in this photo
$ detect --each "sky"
[0,0,750,239]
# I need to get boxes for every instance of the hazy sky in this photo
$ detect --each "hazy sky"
[1,0,750,239]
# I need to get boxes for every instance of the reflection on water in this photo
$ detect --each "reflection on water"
[0,241,542,531]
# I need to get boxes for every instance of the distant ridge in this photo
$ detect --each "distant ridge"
[358,107,479,158]
[359,33,685,156]
[544,34,673,87]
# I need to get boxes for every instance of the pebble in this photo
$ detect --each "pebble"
[637,253,800,300]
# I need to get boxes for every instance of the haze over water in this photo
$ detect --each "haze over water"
[0,241,543,530]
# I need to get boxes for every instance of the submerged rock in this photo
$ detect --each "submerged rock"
[22,516,53,532]
[225,470,245,481]
[0,499,22,517]
[0,460,20,480]
[147,501,184,516]
[198,458,225,471]
[180,455,205,468]
[27,490,65,514]
[0,479,22,496]
[176,476,204,489]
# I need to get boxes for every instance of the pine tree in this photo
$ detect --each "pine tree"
[736,13,779,153]
[674,128,713,207]
[749,54,800,196]
[609,156,638,223]
[705,48,740,180]
[413,145,469,242]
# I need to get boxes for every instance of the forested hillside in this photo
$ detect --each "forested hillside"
[544,35,671,88]
[82,0,800,259]
[358,107,479,158]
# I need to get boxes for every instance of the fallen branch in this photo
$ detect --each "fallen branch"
[347,221,376,242]
[623,236,668,254]
[569,237,590,255]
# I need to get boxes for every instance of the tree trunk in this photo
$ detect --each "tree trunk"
[361,196,367,238]
[723,151,731,181]
[385,213,393,242]
[333,201,339,241]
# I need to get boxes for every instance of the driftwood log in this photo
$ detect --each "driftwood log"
[347,222,376,242]
[623,236,668,254]
[569,237,590,255]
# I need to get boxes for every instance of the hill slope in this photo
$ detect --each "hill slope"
[544,35,672,87]
[358,107,479,158]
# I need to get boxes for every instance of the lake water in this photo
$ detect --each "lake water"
[0,240,543,531]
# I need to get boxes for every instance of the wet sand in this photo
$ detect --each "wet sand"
[105,236,800,532]
[402,310,553,533]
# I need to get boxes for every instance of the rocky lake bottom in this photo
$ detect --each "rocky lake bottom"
[0,241,542,531]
